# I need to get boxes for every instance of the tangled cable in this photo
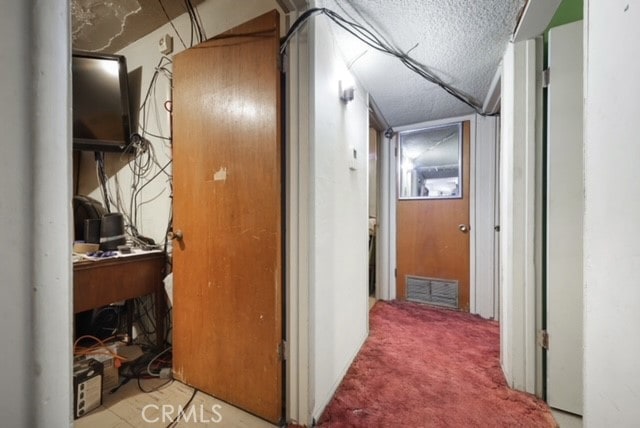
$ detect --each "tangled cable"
[281,8,497,117]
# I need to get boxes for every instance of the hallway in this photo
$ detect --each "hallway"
[318,301,556,427]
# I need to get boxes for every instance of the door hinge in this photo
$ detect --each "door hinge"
[537,330,549,350]
[278,340,288,361]
[494,225,500,232]
[394,268,397,278]
[542,68,550,88]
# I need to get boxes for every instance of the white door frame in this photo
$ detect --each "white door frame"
[379,114,499,319]
[499,38,544,396]
[284,10,312,426]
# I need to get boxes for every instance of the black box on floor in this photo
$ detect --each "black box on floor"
[73,358,103,419]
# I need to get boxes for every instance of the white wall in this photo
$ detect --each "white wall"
[33,0,74,425]
[583,2,640,425]
[499,39,541,395]
[77,0,286,244]
[1,0,73,426]
[0,1,34,425]
[309,17,370,421]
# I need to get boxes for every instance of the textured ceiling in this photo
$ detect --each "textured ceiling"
[314,0,526,126]
[72,0,204,53]
[72,0,525,125]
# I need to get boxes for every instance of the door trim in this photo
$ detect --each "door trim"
[284,9,311,425]
[499,38,543,395]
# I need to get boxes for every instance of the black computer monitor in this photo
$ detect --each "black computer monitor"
[72,51,133,152]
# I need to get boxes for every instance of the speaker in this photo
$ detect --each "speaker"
[84,219,101,244]
[100,213,126,250]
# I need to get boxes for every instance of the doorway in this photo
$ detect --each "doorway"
[368,126,379,307]
[396,121,471,311]
[376,114,500,319]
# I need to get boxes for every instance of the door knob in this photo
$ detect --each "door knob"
[168,230,184,241]
[458,224,469,233]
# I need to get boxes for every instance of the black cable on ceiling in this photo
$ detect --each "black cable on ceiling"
[184,0,195,45]
[184,0,206,45]
[158,0,187,49]
[280,8,498,117]
[190,0,207,41]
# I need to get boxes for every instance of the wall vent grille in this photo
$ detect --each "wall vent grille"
[406,276,458,309]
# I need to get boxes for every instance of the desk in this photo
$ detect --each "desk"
[74,251,166,346]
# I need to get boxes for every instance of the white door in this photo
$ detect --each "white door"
[546,20,583,415]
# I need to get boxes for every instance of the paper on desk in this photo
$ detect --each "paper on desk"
[74,248,163,262]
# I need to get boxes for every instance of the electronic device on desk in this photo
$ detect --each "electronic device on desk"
[73,195,106,242]
[73,358,103,419]
[72,51,133,152]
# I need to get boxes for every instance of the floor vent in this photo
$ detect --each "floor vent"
[406,276,458,309]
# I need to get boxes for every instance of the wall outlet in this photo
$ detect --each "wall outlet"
[159,34,173,55]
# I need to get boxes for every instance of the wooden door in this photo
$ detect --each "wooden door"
[546,21,583,415]
[396,121,470,311]
[172,10,283,424]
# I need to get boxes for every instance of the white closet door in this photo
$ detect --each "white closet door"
[547,20,583,415]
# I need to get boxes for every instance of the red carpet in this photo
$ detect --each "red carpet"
[318,301,557,427]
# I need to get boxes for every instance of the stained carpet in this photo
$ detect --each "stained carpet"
[318,301,557,427]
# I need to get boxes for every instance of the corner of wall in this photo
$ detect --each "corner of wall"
[307,14,370,422]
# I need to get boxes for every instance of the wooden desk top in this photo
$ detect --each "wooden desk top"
[73,250,165,269]
[73,251,166,314]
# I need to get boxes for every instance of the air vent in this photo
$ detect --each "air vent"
[406,276,458,309]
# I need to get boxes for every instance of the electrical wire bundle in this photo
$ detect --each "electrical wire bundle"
[113,346,173,394]
[184,0,206,46]
[280,8,497,117]
[128,56,174,247]
[78,337,199,428]
[133,295,173,348]
[158,0,207,49]
[95,152,111,213]
[137,56,173,143]
[74,302,174,395]
[91,54,173,251]
[73,335,128,365]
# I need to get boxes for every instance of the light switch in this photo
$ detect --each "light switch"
[349,146,358,171]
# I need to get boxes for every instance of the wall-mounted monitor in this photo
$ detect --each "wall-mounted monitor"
[72,51,133,152]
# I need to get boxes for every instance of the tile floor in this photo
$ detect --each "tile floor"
[75,379,277,428]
